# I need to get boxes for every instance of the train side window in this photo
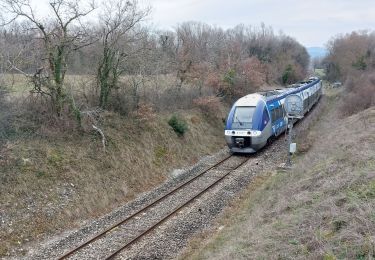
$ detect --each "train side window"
[271,109,276,121]
[263,107,270,124]
[275,107,280,120]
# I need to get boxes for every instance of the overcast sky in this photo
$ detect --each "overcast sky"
[145,0,375,48]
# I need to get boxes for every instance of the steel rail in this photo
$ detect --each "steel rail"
[104,156,249,259]
[58,154,233,259]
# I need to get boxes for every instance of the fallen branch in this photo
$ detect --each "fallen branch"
[92,124,106,152]
[81,109,107,153]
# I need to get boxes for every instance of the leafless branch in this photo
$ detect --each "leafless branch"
[92,125,106,152]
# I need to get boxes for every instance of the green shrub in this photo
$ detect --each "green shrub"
[282,64,294,84]
[352,55,367,70]
[223,69,236,86]
[168,115,188,137]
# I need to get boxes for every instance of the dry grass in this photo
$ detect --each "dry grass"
[0,107,226,257]
[2,72,217,117]
[184,89,375,259]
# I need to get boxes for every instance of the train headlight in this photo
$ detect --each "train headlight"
[252,130,262,137]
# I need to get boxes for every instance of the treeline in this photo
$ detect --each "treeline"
[0,0,309,126]
[324,31,375,115]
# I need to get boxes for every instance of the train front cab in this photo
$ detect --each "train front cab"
[225,100,272,153]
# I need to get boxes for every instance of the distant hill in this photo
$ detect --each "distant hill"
[307,47,328,59]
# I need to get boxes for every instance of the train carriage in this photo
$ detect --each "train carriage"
[225,77,322,153]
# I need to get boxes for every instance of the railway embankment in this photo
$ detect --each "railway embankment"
[24,87,328,259]
[183,88,375,259]
[2,87,373,260]
[0,109,226,258]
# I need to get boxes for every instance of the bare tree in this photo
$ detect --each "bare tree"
[1,0,96,115]
[324,31,374,82]
[96,0,150,109]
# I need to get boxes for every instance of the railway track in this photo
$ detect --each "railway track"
[58,154,250,259]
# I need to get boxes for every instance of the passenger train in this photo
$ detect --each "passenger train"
[225,77,322,153]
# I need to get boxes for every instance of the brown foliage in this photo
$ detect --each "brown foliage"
[324,30,375,116]
[324,31,375,82]
[204,63,263,101]
[171,22,309,100]
[193,96,222,118]
[204,72,221,90]
[239,57,266,87]
[341,73,375,116]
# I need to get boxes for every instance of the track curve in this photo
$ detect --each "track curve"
[58,154,249,259]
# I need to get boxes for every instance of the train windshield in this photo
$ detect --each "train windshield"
[232,106,255,129]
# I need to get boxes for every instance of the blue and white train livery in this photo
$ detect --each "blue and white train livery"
[225,77,322,153]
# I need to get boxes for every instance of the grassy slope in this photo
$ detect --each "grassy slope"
[185,89,375,259]
[0,110,226,256]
